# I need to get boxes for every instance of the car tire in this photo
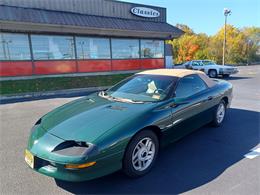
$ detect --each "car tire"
[212,100,226,127]
[209,69,217,78]
[123,130,159,178]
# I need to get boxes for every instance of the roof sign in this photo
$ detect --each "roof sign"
[131,7,160,18]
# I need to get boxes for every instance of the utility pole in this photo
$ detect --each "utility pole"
[223,8,231,65]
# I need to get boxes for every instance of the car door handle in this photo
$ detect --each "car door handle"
[207,96,213,101]
[170,101,189,108]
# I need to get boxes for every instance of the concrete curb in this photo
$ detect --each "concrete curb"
[0,86,109,104]
[0,70,137,81]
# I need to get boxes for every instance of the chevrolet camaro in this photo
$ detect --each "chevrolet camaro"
[25,69,233,181]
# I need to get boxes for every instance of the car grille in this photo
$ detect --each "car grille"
[34,156,56,169]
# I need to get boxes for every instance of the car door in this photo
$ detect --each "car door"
[165,74,212,143]
[184,61,192,69]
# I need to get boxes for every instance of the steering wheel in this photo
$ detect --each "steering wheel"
[154,89,166,95]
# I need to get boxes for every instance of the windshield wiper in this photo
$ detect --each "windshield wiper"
[99,91,143,104]
[112,97,144,104]
[98,91,144,104]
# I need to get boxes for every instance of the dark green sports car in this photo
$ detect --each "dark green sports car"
[25,69,233,181]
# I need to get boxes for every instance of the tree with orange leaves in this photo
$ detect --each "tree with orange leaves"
[168,24,259,65]
[168,30,208,64]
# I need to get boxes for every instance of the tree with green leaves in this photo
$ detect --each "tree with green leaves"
[168,24,260,65]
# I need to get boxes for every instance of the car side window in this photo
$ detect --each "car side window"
[175,75,207,98]
[192,61,202,66]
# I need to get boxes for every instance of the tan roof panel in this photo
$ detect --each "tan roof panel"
[137,69,204,77]
[137,69,216,88]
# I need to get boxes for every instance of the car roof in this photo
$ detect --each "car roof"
[137,69,216,87]
[137,69,204,78]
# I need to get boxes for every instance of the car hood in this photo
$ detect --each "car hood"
[214,64,236,69]
[41,93,151,143]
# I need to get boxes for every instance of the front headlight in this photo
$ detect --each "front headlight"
[52,141,98,157]
[28,119,46,149]
[35,118,42,125]
[30,118,42,134]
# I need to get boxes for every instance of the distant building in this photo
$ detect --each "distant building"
[0,0,182,78]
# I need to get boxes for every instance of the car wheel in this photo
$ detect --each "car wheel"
[123,130,159,178]
[212,100,226,127]
[209,69,217,78]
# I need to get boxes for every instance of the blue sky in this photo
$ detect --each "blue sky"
[121,0,260,35]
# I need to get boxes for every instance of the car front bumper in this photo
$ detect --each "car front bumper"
[25,149,124,182]
[220,69,239,75]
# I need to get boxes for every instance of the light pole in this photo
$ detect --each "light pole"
[247,39,253,65]
[223,8,231,65]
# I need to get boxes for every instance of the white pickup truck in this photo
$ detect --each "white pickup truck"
[178,60,239,78]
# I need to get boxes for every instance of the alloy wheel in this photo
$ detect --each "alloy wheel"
[209,70,217,78]
[217,103,225,123]
[131,137,155,171]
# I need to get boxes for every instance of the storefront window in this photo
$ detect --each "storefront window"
[0,33,31,60]
[76,37,110,59]
[112,39,139,59]
[31,35,75,60]
[141,40,164,58]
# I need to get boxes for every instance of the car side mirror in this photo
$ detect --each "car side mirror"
[172,97,189,107]
[185,64,192,69]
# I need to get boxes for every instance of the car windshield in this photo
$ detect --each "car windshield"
[100,74,177,103]
[203,61,216,65]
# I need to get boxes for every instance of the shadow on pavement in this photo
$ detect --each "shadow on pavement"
[221,76,252,80]
[56,108,259,194]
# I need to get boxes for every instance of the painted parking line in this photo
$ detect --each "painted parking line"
[247,72,257,75]
[244,147,260,159]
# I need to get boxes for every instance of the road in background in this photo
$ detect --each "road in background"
[0,65,259,194]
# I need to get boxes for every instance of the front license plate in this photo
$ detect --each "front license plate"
[25,149,34,169]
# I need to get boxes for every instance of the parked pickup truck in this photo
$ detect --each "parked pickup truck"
[177,60,239,78]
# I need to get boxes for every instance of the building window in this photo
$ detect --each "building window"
[76,37,110,59]
[111,39,139,59]
[0,33,31,61]
[31,35,75,60]
[141,40,164,58]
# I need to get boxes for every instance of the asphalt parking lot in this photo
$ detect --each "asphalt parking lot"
[0,65,259,195]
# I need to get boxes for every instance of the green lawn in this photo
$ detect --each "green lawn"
[0,74,133,95]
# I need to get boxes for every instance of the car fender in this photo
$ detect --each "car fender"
[203,67,210,74]
[207,67,219,74]
[92,103,172,160]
